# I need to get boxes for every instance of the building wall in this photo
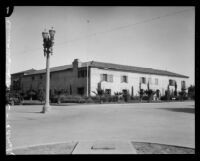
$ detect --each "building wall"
[20,66,88,96]
[50,69,87,95]
[90,68,188,96]
[21,74,45,92]
[12,60,188,98]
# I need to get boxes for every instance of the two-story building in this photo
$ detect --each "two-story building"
[11,59,189,97]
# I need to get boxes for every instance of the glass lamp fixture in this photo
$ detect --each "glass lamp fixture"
[49,27,55,40]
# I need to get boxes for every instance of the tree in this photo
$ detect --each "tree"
[145,89,156,102]
[38,89,45,103]
[188,85,195,100]
[179,87,187,101]
[165,85,170,101]
[174,82,177,97]
[6,85,10,105]
[114,92,123,102]
[92,89,104,103]
[138,89,145,102]
[27,89,36,100]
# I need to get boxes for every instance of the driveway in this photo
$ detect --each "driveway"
[7,101,195,150]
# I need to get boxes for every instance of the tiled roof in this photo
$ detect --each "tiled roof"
[12,60,189,78]
[85,61,189,78]
[23,65,72,75]
[12,68,36,75]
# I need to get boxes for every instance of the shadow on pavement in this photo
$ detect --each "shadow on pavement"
[159,108,194,114]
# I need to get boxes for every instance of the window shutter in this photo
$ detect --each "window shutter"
[111,75,113,82]
[100,74,103,81]
[121,76,123,83]
[108,75,110,82]
[108,75,113,82]
[148,78,151,84]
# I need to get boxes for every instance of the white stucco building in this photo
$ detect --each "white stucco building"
[11,59,189,98]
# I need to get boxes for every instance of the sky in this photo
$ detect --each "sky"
[6,6,195,86]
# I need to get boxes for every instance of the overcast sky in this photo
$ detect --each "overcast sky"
[7,6,195,86]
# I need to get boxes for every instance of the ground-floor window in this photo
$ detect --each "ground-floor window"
[77,87,84,96]
[105,89,111,95]
[122,89,128,95]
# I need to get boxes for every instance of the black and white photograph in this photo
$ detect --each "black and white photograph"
[5,6,195,154]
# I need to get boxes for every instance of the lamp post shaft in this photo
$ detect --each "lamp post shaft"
[42,52,50,113]
[42,28,55,113]
[86,63,88,97]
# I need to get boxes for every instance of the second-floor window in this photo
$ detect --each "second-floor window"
[121,75,128,83]
[169,79,176,86]
[140,77,146,84]
[100,74,113,82]
[78,69,87,78]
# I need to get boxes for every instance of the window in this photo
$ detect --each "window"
[121,75,128,83]
[181,81,186,89]
[105,89,111,95]
[122,89,128,95]
[40,75,43,79]
[32,76,35,80]
[77,87,84,95]
[169,79,176,86]
[102,74,107,81]
[100,74,113,82]
[140,77,146,84]
[78,69,87,78]
[155,78,159,85]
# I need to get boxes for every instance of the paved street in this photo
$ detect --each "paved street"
[7,101,195,151]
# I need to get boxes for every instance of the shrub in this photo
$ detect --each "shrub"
[178,88,187,101]
[123,93,131,102]
[142,95,149,101]
[188,85,195,100]
[138,89,145,101]
[160,95,168,101]
[132,96,140,100]
[144,89,156,101]
[60,95,86,103]
[85,97,94,103]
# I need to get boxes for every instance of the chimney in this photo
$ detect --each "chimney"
[73,59,82,69]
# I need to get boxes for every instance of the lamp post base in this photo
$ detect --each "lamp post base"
[41,104,51,113]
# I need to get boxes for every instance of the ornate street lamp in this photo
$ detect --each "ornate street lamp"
[41,27,55,113]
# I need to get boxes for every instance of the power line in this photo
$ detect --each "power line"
[17,8,193,55]
[56,8,193,46]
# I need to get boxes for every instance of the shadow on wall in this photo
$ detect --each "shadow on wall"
[159,108,194,114]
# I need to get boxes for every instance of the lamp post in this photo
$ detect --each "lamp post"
[41,27,55,113]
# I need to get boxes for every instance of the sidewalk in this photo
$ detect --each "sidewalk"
[72,140,137,154]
